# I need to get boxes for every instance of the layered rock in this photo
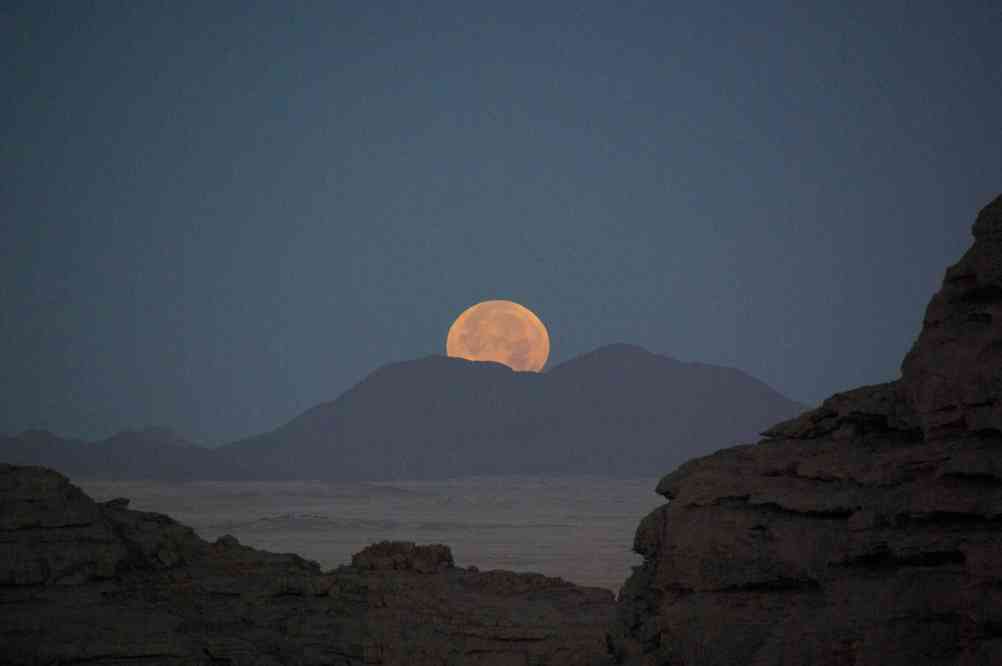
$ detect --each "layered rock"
[611,194,1002,665]
[901,194,1002,438]
[0,464,614,665]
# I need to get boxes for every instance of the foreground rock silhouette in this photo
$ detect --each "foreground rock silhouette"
[0,464,614,665]
[610,194,1002,665]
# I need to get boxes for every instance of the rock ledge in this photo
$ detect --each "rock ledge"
[611,194,1002,665]
[0,464,614,666]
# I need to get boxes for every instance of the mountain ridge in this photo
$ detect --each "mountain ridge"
[222,343,805,481]
[2,344,806,482]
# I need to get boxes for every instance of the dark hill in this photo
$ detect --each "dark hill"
[224,344,805,480]
[2,347,804,481]
[0,427,242,481]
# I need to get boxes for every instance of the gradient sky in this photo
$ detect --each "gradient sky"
[3,1,1000,444]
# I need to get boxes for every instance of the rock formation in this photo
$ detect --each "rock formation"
[0,464,614,665]
[610,194,1002,665]
[901,193,1002,439]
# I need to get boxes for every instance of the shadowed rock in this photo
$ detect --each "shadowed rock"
[901,194,1002,439]
[351,541,454,573]
[610,194,1002,665]
[0,464,614,665]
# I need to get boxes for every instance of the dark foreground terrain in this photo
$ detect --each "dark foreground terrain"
[3,194,1002,665]
[610,194,1002,665]
[1,463,614,664]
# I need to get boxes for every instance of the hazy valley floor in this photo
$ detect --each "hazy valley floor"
[78,475,662,591]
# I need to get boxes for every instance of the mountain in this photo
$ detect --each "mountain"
[2,347,804,482]
[0,427,242,481]
[610,194,1002,665]
[223,344,805,480]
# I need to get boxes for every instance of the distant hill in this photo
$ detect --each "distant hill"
[0,427,242,481]
[2,345,806,481]
[222,344,807,480]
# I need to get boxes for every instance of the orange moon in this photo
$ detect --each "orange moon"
[446,300,550,372]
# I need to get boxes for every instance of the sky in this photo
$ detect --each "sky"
[3,1,1000,445]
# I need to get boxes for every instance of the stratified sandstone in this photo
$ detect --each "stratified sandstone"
[611,194,1002,665]
[0,464,614,665]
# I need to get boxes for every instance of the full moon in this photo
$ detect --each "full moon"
[446,300,550,372]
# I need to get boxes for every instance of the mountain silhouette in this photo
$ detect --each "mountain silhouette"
[2,345,804,481]
[223,344,806,480]
[0,426,241,481]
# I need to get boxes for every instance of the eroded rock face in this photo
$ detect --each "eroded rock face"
[901,194,1002,439]
[0,464,614,665]
[611,194,1002,665]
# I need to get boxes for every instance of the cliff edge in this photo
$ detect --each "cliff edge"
[610,194,1002,665]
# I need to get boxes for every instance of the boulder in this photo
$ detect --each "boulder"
[351,540,454,573]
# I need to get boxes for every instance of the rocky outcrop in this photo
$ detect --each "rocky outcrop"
[901,194,1002,439]
[0,464,614,665]
[611,194,1002,665]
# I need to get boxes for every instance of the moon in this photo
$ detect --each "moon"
[446,300,550,372]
